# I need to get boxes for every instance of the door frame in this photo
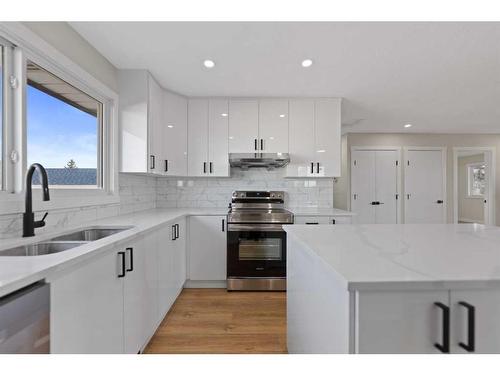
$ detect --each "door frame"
[403,147,447,223]
[452,147,496,226]
[350,146,403,223]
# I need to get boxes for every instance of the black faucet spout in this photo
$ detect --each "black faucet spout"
[23,163,50,237]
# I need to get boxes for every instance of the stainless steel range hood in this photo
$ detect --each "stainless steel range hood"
[229,153,290,170]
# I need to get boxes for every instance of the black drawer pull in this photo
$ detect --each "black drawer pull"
[175,223,179,239]
[209,162,213,174]
[222,219,225,232]
[434,302,450,353]
[458,301,475,352]
[126,247,134,272]
[203,162,207,174]
[260,139,264,150]
[150,155,155,170]
[164,159,168,172]
[436,200,444,204]
[118,251,126,278]
[254,139,258,150]
[305,222,319,225]
[172,224,176,241]
[310,162,314,174]
[316,162,320,174]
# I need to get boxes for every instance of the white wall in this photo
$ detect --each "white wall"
[341,133,500,224]
[458,153,485,223]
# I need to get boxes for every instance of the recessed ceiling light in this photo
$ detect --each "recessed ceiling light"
[279,114,285,118]
[301,59,313,68]
[404,124,412,128]
[221,113,228,117]
[167,125,174,128]
[203,59,215,69]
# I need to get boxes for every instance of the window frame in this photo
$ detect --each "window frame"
[0,23,119,215]
[466,162,486,199]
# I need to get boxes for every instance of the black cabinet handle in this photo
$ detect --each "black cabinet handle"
[118,251,126,278]
[316,162,320,174]
[254,139,258,151]
[126,247,134,272]
[222,219,225,232]
[175,223,179,239]
[209,162,213,174]
[172,224,176,241]
[370,201,382,205]
[260,139,264,150]
[436,200,444,204]
[203,162,207,174]
[164,160,168,172]
[305,222,319,225]
[331,219,336,224]
[458,301,475,352]
[434,302,450,353]
[150,155,155,170]
[310,162,314,174]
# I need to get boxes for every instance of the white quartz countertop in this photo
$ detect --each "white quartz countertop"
[284,224,500,290]
[290,208,356,216]
[0,208,227,298]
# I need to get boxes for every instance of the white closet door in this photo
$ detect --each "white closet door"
[351,151,376,223]
[375,150,399,224]
[405,150,445,223]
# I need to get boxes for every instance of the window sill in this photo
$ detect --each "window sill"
[0,189,120,216]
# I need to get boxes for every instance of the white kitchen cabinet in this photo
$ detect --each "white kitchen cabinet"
[287,98,341,177]
[188,99,229,177]
[163,90,188,176]
[50,250,125,353]
[258,99,289,153]
[122,234,159,354]
[188,215,227,281]
[119,70,165,175]
[228,100,259,153]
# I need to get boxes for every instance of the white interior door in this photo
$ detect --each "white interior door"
[405,149,445,223]
[351,151,376,224]
[375,150,399,224]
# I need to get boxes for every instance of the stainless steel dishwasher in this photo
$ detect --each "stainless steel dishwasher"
[0,282,50,353]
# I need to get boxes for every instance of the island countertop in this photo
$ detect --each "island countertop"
[284,223,500,291]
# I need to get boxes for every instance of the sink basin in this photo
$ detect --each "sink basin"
[0,241,88,256]
[50,226,132,242]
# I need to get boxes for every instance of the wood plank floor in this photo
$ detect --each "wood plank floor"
[144,288,287,354]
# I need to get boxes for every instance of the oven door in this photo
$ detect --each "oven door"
[227,224,286,278]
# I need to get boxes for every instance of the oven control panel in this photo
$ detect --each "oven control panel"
[232,191,284,200]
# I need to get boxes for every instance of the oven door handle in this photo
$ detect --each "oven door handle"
[227,224,286,232]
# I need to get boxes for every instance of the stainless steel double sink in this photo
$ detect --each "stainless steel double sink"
[0,226,133,256]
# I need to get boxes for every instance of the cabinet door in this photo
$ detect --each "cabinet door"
[187,99,209,176]
[228,100,259,153]
[163,91,188,176]
[50,250,124,353]
[450,290,500,353]
[287,99,315,177]
[294,216,331,225]
[123,234,158,353]
[351,151,376,224]
[208,99,230,176]
[188,215,227,281]
[148,75,164,174]
[259,99,289,153]
[356,290,449,354]
[158,223,176,318]
[315,98,341,177]
[173,219,187,292]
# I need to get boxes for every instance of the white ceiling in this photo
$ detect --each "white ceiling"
[70,22,500,133]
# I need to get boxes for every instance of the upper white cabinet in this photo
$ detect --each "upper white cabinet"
[228,100,259,153]
[287,98,341,177]
[119,70,164,174]
[228,99,289,153]
[188,98,229,177]
[163,90,188,176]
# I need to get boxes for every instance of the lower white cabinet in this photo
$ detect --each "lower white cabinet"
[50,250,125,354]
[294,215,352,225]
[50,222,187,354]
[188,215,227,281]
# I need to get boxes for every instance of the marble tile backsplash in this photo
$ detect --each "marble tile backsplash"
[157,168,334,209]
[0,174,157,239]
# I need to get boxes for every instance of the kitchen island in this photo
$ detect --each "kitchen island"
[284,224,500,354]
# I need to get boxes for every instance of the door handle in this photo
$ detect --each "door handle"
[370,201,381,205]
[118,251,126,278]
[125,247,134,272]
[222,219,225,232]
[150,155,155,170]
[436,200,444,204]
[458,301,475,352]
[434,302,450,353]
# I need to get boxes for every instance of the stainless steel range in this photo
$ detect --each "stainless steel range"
[226,191,293,291]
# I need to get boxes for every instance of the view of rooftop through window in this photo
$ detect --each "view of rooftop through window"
[27,61,102,187]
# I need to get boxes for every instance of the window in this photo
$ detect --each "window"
[467,162,486,197]
[27,61,103,188]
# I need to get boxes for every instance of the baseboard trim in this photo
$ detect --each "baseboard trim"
[184,280,227,289]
